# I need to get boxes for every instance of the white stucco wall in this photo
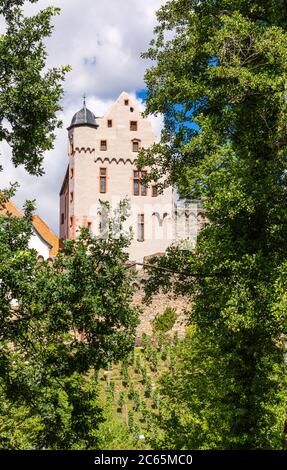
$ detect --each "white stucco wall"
[29,228,51,259]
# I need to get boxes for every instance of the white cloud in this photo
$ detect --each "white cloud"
[25,0,165,99]
[0,0,165,233]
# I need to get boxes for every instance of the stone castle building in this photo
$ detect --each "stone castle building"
[59,92,206,262]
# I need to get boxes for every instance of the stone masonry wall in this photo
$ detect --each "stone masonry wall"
[133,280,191,343]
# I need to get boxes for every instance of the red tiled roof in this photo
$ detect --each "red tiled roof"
[1,200,59,257]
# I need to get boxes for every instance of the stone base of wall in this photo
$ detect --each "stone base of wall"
[133,285,190,343]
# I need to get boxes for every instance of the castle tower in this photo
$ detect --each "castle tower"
[59,92,173,262]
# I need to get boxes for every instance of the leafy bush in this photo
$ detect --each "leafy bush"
[150,350,158,372]
[144,377,152,398]
[151,391,159,410]
[141,366,148,385]
[173,331,179,346]
[152,307,177,334]
[128,350,135,366]
[169,352,175,372]
[141,333,149,348]
[117,391,125,412]
[128,383,136,400]
[96,405,135,450]
[107,381,115,401]
[140,402,148,422]
[161,347,168,362]
[120,363,129,387]
[133,391,141,411]
[135,355,142,374]
[128,410,134,431]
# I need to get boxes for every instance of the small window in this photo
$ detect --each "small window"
[141,170,147,196]
[70,192,74,203]
[132,140,140,152]
[152,185,158,197]
[133,169,147,196]
[70,168,74,179]
[100,140,107,151]
[130,121,138,131]
[88,222,92,235]
[100,167,107,193]
[138,214,144,242]
[107,119,112,128]
[133,170,140,196]
[130,107,134,112]
[61,213,64,225]
[124,99,129,106]
[70,216,73,227]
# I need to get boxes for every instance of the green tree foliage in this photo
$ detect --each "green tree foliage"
[0,0,69,175]
[0,2,139,449]
[141,0,287,449]
[0,202,139,449]
[96,404,135,450]
[0,0,71,448]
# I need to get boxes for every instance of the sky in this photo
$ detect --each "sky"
[0,0,166,234]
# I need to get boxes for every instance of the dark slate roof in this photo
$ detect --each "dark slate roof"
[68,100,98,129]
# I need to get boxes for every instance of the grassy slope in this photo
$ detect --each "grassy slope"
[97,335,176,450]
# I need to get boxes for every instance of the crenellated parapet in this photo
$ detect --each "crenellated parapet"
[94,156,138,165]
[74,146,96,154]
